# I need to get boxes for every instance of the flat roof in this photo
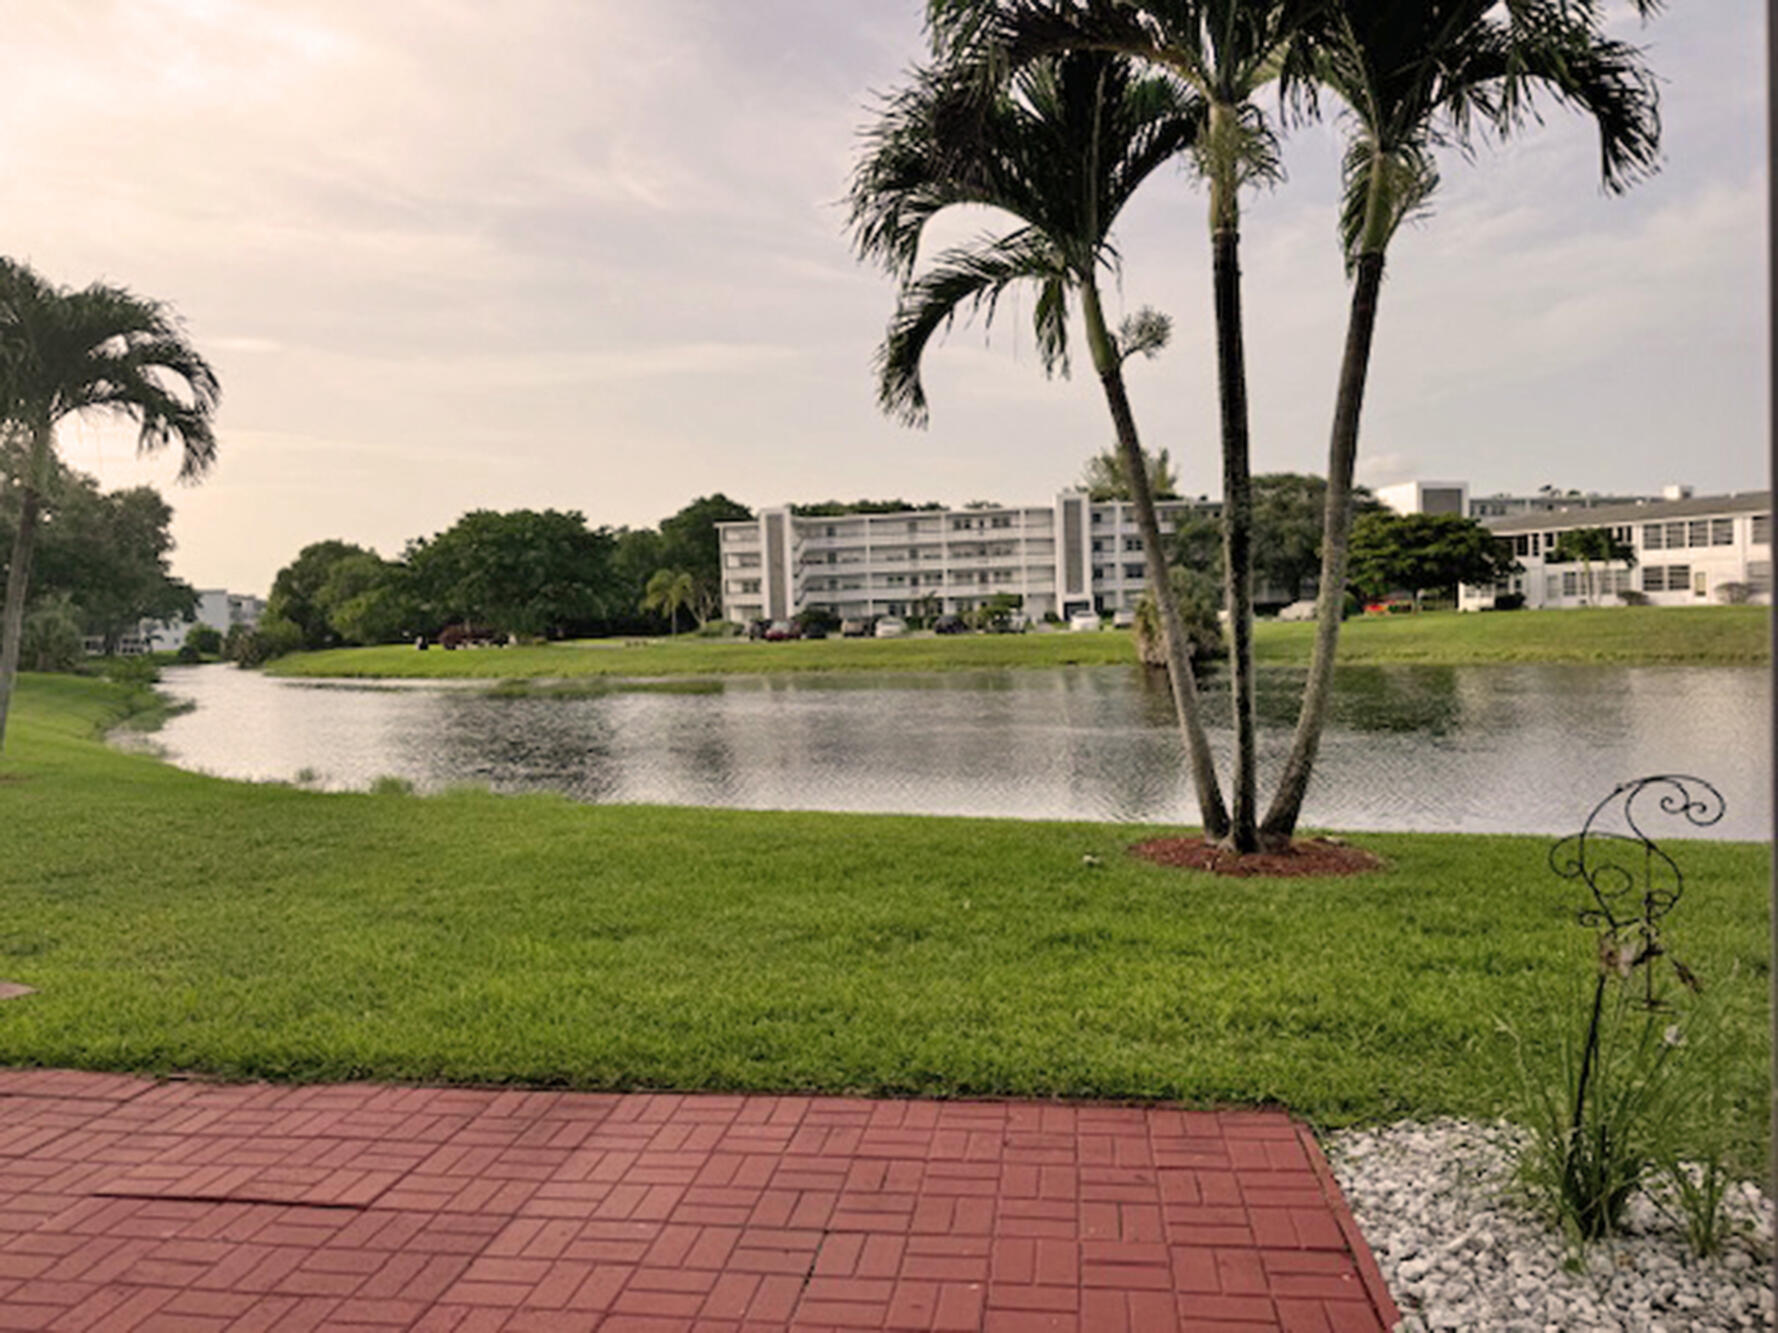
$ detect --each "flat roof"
[1485,490,1771,534]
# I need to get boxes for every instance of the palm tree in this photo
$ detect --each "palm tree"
[849,50,1232,840]
[1258,0,1660,841]
[928,0,1325,851]
[1080,444,1180,501]
[641,567,696,636]
[0,259,219,751]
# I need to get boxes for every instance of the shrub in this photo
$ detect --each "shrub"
[20,595,83,672]
[1714,582,1752,606]
[1131,567,1222,667]
[184,623,224,657]
[1491,592,1525,611]
[1617,589,1650,607]
[227,617,304,667]
[694,619,741,638]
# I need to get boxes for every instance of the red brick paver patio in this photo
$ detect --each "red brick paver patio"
[0,1070,1398,1332]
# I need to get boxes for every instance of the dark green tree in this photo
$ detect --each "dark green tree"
[1346,511,1520,609]
[0,258,218,748]
[659,493,753,624]
[1262,0,1660,841]
[2,466,198,652]
[791,499,946,516]
[850,48,1231,839]
[1252,473,1382,603]
[317,554,418,645]
[406,509,616,640]
[265,540,377,650]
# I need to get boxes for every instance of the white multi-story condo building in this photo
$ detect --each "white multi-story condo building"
[1458,490,1771,610]
[718,493,1219,626]
[120,589,268,654]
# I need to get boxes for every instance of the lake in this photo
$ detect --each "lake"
[132,663,1770,840]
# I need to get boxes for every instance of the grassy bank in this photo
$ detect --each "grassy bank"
[0,673,1768,1168]
[268,606,1770,680]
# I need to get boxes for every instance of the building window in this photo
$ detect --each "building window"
[1122,537,1143,552]
[1561,570,1579,597]
[1710,518,1734,546]
[1091,539,1105,553]
[1124,563,1145,579]
[1666,564,1689,592]
[991,516,1011,528]
[1664,521,1687,549]
[907,521,918,533]
[1546,575,1562,599]
[1749,560,1772,592]
[1753,514,1771,545]
[1641,566,1664,593]
[1687,520,1709,547]
[1642,523,1662,551]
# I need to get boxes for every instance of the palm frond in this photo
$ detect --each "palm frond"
[876,228,1066,426]
[1116,306,1172,363]
[0,260,220,480]
[1338,134,1438,269]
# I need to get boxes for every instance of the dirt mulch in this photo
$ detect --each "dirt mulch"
[1130,835,1384,878]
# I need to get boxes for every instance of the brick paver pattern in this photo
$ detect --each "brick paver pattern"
[0,1070,1398,1331]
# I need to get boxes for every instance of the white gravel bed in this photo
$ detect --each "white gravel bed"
[1324,1119,1774,1332]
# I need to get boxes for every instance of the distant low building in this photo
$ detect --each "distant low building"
[1459,490,1771,610]
[97,589,268,655]
[1375,479,1469,517]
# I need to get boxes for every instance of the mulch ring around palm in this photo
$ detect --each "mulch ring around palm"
[1130,835,1384,877]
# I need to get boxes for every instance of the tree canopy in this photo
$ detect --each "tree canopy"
[405,509,617,640]
[1347,512,1520,605]
[0,465,197,651]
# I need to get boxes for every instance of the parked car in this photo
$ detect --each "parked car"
[762,620,799,641]
[933,614,969,635]
[1068,609,1102,632]
[839,617,874,638]
[800,622,829,640]
[873,616,908,638]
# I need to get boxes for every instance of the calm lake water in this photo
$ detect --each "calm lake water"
[136,663,1770,840]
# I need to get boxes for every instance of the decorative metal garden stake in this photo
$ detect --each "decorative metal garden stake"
[1547,774,1723,1236]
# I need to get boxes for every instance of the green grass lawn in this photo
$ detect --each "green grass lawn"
[268,606,1770,680]
[0,673,1769,1169]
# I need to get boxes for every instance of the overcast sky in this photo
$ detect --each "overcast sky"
[3,1,1765,594]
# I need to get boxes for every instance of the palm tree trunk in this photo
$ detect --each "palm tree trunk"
[1081,281,1230,840]
[1261,250,1387,842]
[0,425,52,753]
[1211,223,1259,852]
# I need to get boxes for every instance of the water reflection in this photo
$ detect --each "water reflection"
[140,663,1770,839]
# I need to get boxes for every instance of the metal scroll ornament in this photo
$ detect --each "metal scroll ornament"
[1548,774,1723,1008]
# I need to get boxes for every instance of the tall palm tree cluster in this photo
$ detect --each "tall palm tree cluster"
[0,258,219,751]
[849,0,1661,852]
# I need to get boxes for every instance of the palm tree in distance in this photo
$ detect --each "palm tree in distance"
[849,50,1233,840]
[927,0,1326,851]
[1258,0,1661,842]
[641,568,696,636]
[0,259,220,751]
